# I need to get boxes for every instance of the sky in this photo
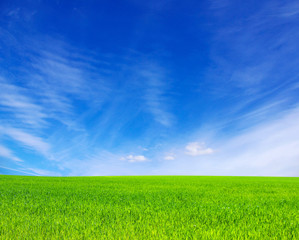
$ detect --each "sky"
[0,0,299,176]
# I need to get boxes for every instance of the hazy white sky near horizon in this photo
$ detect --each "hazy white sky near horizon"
[0,0,299,176]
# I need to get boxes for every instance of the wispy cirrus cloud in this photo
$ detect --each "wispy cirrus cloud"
[26,167,60,176]
[212,106,299,176]
[270,1,299,18]
[0,144,22,162]
[137,63,174,127]
[0,35,115,174]
[0,165,39,176]
[0,78,47,128]
[205,0,299,107]
[26,46,112,117]
[0,127,50,156]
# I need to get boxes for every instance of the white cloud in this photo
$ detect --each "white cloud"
[185,142,214,156]
[0,144,22,162]
[121,155,148,163]
[164,155,175,160]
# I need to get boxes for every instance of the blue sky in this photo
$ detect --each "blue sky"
[0,0,299,176]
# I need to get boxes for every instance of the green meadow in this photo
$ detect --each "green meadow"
[0,176,298,239]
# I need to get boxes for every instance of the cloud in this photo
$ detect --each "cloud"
[121,155,148,163]
[1,37,111,129]
[214,106,299,176]
[205,0,299,107]
[0,37,113,169]
[164,155,175,160]
[26,167,60,176]
[277,1,299,17]
[0,127,50,155]
[27,48,111,118]
[185,142,214,156]
[140,147,149,151]
[0,78,47,128]
[138,64,174,127]
[0,165,39,176]
[0,144,22,162]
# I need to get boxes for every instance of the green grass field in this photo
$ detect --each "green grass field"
[0,176,298,239]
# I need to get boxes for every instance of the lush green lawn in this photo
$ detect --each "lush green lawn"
[0,176,298,239]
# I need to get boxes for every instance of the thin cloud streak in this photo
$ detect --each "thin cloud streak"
[0,78,47,128]
[0,127,50,155]
[138,63,174,127]
[0,144,22,162]
[0,165,40,176]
